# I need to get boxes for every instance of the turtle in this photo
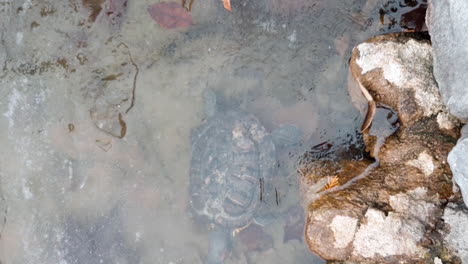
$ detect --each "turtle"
[189,89,301,263]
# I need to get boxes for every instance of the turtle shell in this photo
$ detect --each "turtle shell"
[189,111,276,229]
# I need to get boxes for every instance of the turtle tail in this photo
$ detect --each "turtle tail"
[206,227,231,264]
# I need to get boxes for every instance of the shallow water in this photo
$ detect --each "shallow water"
[0,0,408,263]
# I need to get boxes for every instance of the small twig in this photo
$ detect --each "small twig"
[118,113,127,138]
[275,188,279,206]
[259,178,264,201]
[117,42,139,114]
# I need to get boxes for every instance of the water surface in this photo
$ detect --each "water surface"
[0,0,406,263]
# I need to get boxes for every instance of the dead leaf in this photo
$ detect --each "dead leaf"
[148,2,193,29]
[222,0,232,11]
[324,176,339,190]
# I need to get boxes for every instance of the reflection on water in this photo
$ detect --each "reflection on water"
[0,0,408,263]
[379,0,427,32]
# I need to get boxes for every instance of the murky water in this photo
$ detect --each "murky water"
[0,0,418,263]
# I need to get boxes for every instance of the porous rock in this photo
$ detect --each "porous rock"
[443,203,468,263]
[303,33,462,263]
[350,33,459,131]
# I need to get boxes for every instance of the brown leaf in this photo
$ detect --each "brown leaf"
[323,175,340,190]
[83,0,105,22]
[222,0,232,11]
[148,2,193,29]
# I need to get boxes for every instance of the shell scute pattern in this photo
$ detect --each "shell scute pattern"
[190,111,276,229]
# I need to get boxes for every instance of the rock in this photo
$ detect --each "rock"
[302,33,462,263]
[443,203,468,263]
[406,151,435,177]
[350,33,458,131]
[427,0,468,121]
[448,130,468,207]
[305,187,444,263]
[352,208,426,259]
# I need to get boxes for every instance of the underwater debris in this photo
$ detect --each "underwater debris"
[222,0,232,11]
[148,2,193,29]
[68,123,75,132]
[323,176,339,190]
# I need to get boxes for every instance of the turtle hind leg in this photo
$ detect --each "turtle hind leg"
[207,227,231,264]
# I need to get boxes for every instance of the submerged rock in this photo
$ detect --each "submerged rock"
[427,0,468,121]
[302,33,462,263]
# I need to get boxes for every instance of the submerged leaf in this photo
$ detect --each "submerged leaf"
[148,2,193,29]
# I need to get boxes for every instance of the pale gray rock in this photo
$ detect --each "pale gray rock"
[443,203,468,263]
[448,130,468,207]
[427,0,468,120]
[351,189,436,260]
[350,33,459,130]
[388,188,437,223]
[352,208,426,259]
[356,38,440,118]
[329,215,358,249]
[305,188,441,263]
[406,151,435,177]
